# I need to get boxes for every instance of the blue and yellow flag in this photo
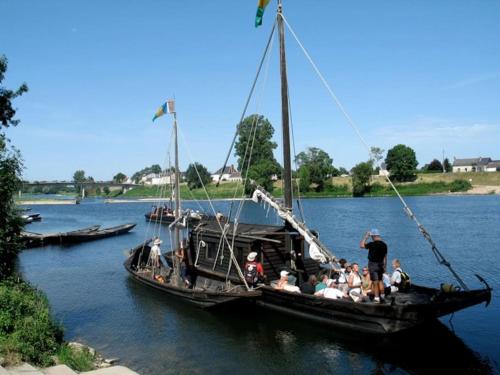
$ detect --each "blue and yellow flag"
[255,0,271,27]
[152,102,168,122]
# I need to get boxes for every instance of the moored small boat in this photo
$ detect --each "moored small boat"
[62,223,136,243]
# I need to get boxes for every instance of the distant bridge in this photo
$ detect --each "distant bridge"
[22,181,140,196]
[24,181,139,188]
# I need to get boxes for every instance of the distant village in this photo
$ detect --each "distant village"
[134,157,500,186]
[24,156,500,188]
[136,164,243,186]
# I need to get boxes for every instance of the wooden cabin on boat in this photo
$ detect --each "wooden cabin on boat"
[188,220,321,285]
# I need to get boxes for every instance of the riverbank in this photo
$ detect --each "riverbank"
[0,279,138,374]
[15,199,77,205]
[18,172,500,202]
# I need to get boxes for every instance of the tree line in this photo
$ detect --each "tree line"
[81,113,453,197]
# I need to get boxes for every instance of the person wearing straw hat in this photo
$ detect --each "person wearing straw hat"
[150,237,163,275]
[360,228,388,303]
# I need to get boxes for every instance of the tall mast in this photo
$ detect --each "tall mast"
[277,0,292,211]
[169,100,181,250]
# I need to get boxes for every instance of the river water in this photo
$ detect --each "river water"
[18,195,500,374]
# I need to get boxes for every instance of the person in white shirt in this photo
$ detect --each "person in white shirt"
[150,237,162,273]
[314,280,346,300]
[390,259,403,292]
[274,270,301,293]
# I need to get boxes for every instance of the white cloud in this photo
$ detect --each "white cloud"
[446,72,500,89]
[376,119,499,143]
[371,118,500,164]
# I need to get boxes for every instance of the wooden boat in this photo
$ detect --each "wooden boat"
[144,207,205,224]
[22,225,101,248]
[62,223,136,243]
[124,241,260,308]
[27,212,42,221]
[125,100,260,307]
[188,218,491,334]
[186,0,492,334]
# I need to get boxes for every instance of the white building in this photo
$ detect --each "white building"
[452,157,491,173]
[211,165,242,182]
[378,162,390,177]
[485,161,500,172]
[141,172,176,185]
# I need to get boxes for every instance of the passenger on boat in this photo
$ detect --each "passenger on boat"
[315,274,330,293]
[274,270,301,293]
[347,263,362,302]
[176,245,190,287]
[300,275,317,295]
[330,258,349,293]
[150,237,162,275]
[215,211,225,223]
[390,259,410,292]
[360,228,388,303]
[243,252,264,288]
[314,280,346,300]
[360,266,372,301]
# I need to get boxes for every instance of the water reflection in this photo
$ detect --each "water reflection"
[125,278,493,375]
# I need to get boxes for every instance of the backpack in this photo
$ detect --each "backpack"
[244,262,258,284]
[398,270,411,291]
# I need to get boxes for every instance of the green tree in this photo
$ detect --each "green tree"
[370,146,385,165]
[113,172,127,183]
[298,166,311,192]
[351,161,373,197]
[0,55,27,277]
[0,56,28,128]
[385,144,418,182]
[73,170,86,184]
[234,114,280,193]
[103,186,110,196]
[185,162,211,190]
[131,164,162,183]
[295,147,334,191]
[234,114,278,170]
[246,159,280,193]
[426,159,443,172]
[443,158,452,173]
[151,164,162,174]
[338,167,349,175]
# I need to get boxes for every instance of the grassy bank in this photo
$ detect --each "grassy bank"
[23,172,499,201]
[121,182,245,200]
[119,177,475,200]
[0,278,94,371]
[332,171,500,187]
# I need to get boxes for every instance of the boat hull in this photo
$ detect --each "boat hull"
[256,285,491,334]
[62,223,136,243]
[124,243,261,308]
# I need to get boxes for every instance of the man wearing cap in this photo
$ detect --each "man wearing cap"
[243,252,264,287]
[360,229,387,303]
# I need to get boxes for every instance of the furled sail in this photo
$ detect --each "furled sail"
[251,187,336,263]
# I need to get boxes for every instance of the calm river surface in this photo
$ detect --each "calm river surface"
[18,195,500,374]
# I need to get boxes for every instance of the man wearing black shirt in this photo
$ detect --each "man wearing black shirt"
[360,228,387,303]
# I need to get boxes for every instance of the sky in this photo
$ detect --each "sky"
[1,0,500,181]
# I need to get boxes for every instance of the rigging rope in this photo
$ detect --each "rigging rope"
[177,126,250,290]
[280,13,469,290]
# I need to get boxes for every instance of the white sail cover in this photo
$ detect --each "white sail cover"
[251,188,334,263]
